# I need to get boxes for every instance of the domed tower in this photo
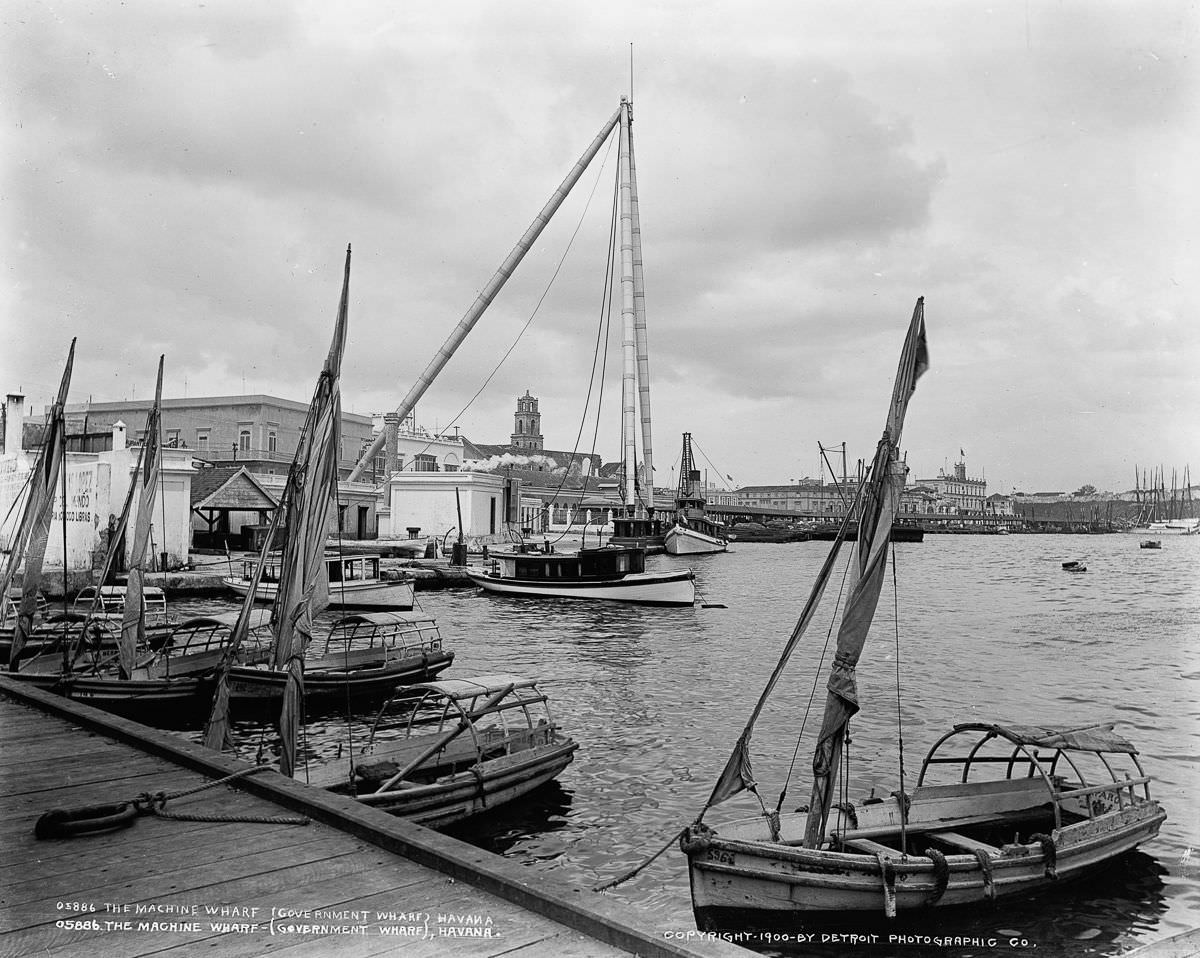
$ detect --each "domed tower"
[511,390,544,451]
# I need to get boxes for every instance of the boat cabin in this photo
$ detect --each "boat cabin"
[485,545,646,582]
[242,552,383,585]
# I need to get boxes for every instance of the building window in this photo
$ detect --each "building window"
[238,429,251,452]
[165,430,180,448]
[414,453,437,472]
[268,431,278,453]
[196,431,209,450]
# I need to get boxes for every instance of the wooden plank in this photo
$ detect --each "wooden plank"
[928,831,1000,855]
[842,837,902,857]
[0,679,749,958]
[5,845,404,958]
[0,812,310,882]
[0,837,366,933]
[4,818,321,907]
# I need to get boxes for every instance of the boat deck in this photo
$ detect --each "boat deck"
[0,677,748,958]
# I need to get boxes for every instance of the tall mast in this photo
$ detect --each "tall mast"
[618,97,639,511]
[627,100,655,510]
[346,107,624,483]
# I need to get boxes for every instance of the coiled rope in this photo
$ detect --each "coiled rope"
[35,765,309,839]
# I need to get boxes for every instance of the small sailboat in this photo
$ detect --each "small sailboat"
[204,247,450,768]
[9,357,235,727]
[309,674,578,828]
[678,299,1166,927]
[1,340,76,669]
[663,433,728,556]
[223,610,453,714]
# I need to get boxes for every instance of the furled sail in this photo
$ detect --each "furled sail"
[3,339,75,670]
[801,297,928,847]
[273,245,351,777]
[117,356,164,679]
[203,500,285,751]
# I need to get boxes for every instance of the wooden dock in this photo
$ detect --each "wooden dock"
[0,676,748,958]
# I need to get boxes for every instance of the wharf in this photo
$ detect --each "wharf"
[0,677,747,958]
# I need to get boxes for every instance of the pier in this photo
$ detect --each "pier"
[0,676,748,958]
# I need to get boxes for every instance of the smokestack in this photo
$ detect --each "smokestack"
[112,420,127,452]
[3,394,24,455]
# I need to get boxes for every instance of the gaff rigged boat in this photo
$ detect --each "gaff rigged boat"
[467,543,695,606]
[310,674,578,829]
[678,299,1165,928]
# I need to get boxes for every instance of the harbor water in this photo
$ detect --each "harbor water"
[191,532,1200,956]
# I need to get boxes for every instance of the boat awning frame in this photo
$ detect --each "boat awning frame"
[916,722,1154,831]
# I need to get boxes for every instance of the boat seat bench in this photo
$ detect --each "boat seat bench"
[841,837,902,857]
[927,831,1000,855]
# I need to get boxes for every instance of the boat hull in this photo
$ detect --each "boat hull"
[465,569,695,606]
[226,650,455,709]
[664,523,727,555]
[5,671,214,729]
[353,741,578,828]
[222,577,415,610]
[683,803,1166,928]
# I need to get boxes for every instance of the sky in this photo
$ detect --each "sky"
[3,0,1197,495]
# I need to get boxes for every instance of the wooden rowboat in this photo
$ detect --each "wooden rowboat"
[311,673,578,828]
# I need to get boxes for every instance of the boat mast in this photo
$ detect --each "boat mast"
[627,99,655,511]
[346,107,624,483]
[618,97,639,512]
[801,299,929,849]
[117,355,165,680]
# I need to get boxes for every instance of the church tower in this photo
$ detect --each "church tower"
[510,390,544,451]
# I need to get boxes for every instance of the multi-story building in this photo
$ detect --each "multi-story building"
[914,459,987,514]
[60,395,376,479]
[733,479,864,515]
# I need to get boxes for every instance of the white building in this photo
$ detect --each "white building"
[1,396,195,572]
[379,471,541,549]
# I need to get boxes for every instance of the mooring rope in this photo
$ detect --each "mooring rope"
[35,765,309,839]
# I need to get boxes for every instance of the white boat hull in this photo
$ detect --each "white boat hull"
[683,802,1165,928]
[465,568,695,606]
[222,576,415,610]
[664,523,727,555]
[1146,519,1200,535]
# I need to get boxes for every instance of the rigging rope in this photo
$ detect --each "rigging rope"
[34,765,309,839]
[891,538,909,857]
[396,131,618,473]
[542,154,621,545]
[774,500,861,815]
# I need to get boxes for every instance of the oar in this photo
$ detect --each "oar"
[376,683,515,792]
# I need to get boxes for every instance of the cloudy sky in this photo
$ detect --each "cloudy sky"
[4,1,1197,494]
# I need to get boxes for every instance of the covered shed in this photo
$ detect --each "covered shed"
[190,465,278,551]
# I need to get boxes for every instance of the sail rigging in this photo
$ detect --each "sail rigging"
[801,297,928,846]
[271,244,352,777]
[3,339,75,670]
[697,299,928,832]
[117,355,165,679]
